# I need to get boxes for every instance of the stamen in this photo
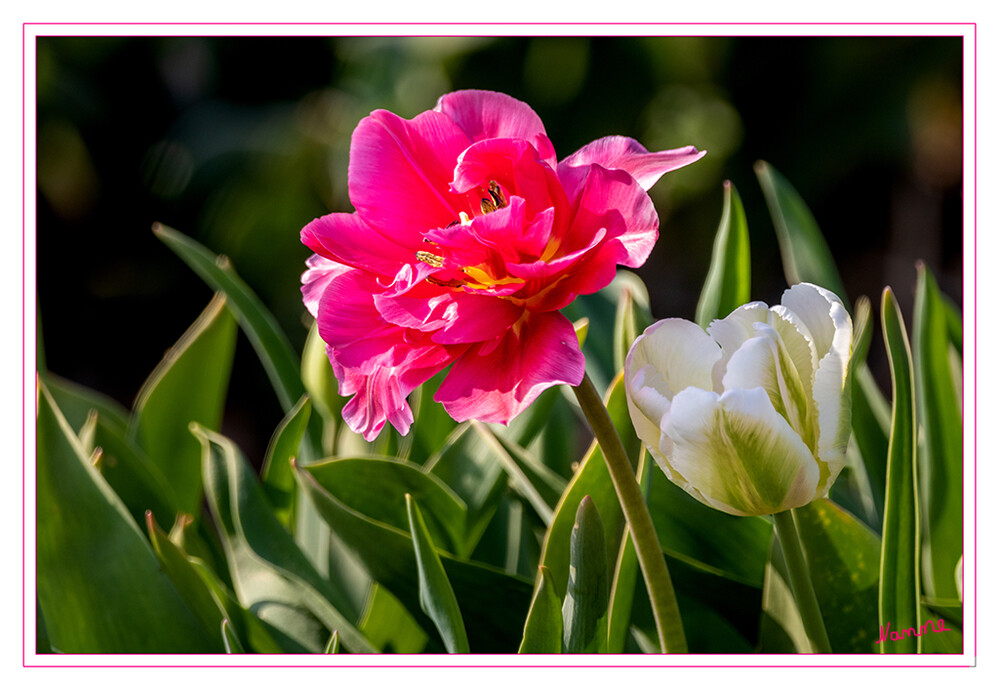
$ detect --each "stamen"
[416,251,444,268]
[426,276,465,288]
[479,180,508,215]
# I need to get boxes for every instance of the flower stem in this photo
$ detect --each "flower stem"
[773,509,832,653]
[572,372,687,654]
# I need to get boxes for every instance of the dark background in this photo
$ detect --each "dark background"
[35,36,964,461]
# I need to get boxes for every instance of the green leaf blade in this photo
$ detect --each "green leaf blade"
[696,180,752,328]
[755,161,847,302]
[518,566,564,653]
[406,494,470,654]
[562,496,609,654]
[879,287,921,654]
[913,265,964,601]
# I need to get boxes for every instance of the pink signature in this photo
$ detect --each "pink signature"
[876,619,952,645]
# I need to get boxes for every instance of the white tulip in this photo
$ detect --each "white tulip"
[624,283,853,516]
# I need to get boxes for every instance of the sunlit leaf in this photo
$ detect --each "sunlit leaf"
[222,619,246,653]
[913,264,963,601]
[755,161,848,303]
[36,379,215,653]
[613,271,654,372]
[879,287,921,654]
[518,566,563,653]
[129,292,236,515]
[358,584,429,653]
[407,494,470,653]
[606,449,651,653]
[261,395,312,528]
[562,496,609,654]
[696,180,751,328]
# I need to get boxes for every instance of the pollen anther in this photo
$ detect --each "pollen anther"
[416,251,445,268]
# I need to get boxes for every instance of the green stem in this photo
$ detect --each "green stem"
[773,509,832,653]
[572,373,687,653]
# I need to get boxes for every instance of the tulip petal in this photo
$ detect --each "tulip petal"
[301,212,415,277]
[435,89,557,166]
[784,286,854,491]
[316,271,461,440]
[349,109,471,246]
[559,136,706,191]
[662,387,820,516]
[435,311,585,425]
[301,254,351,319]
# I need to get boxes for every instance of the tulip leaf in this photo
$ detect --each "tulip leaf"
[221,619,246,653]
[293,459,534,652]
[129,292,237,515]
[301,321,346,444]
[145,511,227,648]
[848,296,891,525]
[755,161,848,303]
[153,224,321,462]
[614,270,654,372]
[408,370,461,466]
[648,470,772,587]
[879,287,921,654]
[606,449,651,653]
[913,265,963,601]
[562,496,609,654]
[261,395,312,528]
[324,630,340,654]
[536,373,637,599]
[471,421,565,525]
[518,566,564,653]
[42,371,130,436]
[696,180,751,328]
[195,424,373,653]
[358,584,430,653]
[760,499,882,653]
[36,380,215,653]
[407,494,471,653]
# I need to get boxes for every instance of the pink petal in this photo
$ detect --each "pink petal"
[559,163,659,268]
[316,271,463,440]
[434,89,557,166]
[301,254,352,318]
[348,108,471,246]
[302,212,415,277]
[435,311,585,425]
[559,136,705,191]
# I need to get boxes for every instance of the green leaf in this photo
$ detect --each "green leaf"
[696,180,752,328]
[304,456,468,557]
[42,371,130,436]
[562,496,609,654]
[36,380,215,653]
[195,424,374,653]
[613,271,654,372]
[153,224,321,462]
[129,292,237,515]
[294,460,534,652]
[222,619,246,653]
[913,265,964,601]
[849,296,891,525]
[408,371,460,466]
[145,511,227,648]
[879,287,921,654]
[407,494,471,653]
[536,373,637,598]
[606,449,651,653]
[648,471,772,587]
[324,630,340,654]
[358,584,429,653]
[518,566,564,653]
[755,161,848,302]
[261,395,312,528]
[761,499,881,653]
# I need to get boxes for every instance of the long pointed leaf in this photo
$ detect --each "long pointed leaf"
[879,287,921,654]
[755,161,847,302]
[129,292,236,514]
[562,496,609,654]
[696,180,751,328]
[913,264,963,600]
[407,494,470,653]
[518,566,563,653]
[36,380,215,653]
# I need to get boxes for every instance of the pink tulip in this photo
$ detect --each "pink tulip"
[301,90,704,441]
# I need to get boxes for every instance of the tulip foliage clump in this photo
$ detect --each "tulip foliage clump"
[36,92,964,657]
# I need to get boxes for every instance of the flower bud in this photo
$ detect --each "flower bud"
[624,283,853,516]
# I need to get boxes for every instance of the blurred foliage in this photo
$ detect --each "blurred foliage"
[36,35,962,463]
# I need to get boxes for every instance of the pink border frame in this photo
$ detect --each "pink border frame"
[21,22,978,671]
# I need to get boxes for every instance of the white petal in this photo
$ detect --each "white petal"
[625,364,673,457]
[780,283,845,359]
[707,302,771,387]
[662,386,820,516]
[627,318,722,395]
